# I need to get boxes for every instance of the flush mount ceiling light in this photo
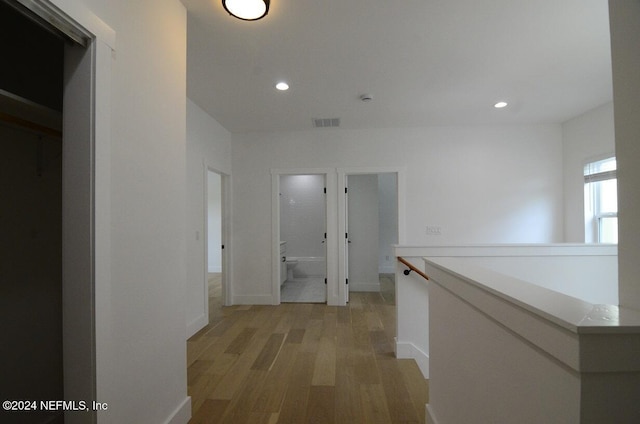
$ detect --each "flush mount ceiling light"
[275,81,289,91]
[494,101,508,108]
[222,0,270,21]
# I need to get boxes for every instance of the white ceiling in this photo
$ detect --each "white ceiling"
[183,0,612,133]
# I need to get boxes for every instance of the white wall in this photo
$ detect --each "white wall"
[609,0,640,312]
[280,174,326,258]
[51,1,190,423]
[231,125,564,301]
[208,171,222,272]
[186,98,232,337]
[562,102,615,242]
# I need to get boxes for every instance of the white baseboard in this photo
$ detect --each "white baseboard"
[426,404,439,424]
[163,396,191,424]
[395,339,429,378]
[232,294,274,305]
[186,314,208,339]
[349,281,381,292]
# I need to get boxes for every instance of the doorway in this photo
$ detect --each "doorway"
[0,3,64,423]
[339,168,403,305]
[279,174,328,303]
[205,168,228,324]
[0,1,106,422]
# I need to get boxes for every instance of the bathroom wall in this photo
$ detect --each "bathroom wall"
[280,174,326,259]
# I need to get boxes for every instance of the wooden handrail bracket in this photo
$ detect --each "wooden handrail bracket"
[397,256,430,281]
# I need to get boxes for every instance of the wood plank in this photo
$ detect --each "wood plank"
[207,353,238,376]
[252,342,299,413]
[398,359,429,423]
[210,336,268,400]
[187,275,428,424]
[370,329,395,359]
[285,328,305,344]
[187,359,214,387]
[334,357,363,424]
[277,386,310,424]
[299,318,323,353]
[251,333,286,371]
[189,373,225,413]
[189,399,229,424]
[360,383,392,424]
[310,303,326,321]
[336,305,351,325]
[288,351,316,388]
[311,334,336,386]
[225,327,258,355]
[305,385,335,424]
[377,358,421,423]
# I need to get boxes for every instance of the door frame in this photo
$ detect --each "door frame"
[337,167,406,305]
[23,2,116,422]
[271,168,337,305]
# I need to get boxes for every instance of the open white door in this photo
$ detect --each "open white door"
[346,174,381,293]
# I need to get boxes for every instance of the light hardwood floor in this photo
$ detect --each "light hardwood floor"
[188,274,428,423]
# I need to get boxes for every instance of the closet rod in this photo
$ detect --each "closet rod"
[0,111,61,139]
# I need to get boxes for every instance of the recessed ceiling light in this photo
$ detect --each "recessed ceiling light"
[494,101,508,108]
[275,82,289,91]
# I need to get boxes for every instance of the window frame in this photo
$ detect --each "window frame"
[584,156,618,244]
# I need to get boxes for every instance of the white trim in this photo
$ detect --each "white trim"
[426,405,440,424]
[395,340,430,378]
[31,3,114,422]
[186,315,208,339]
[394,243,618,258]
[162,396,192,424]
[49,0,116,48]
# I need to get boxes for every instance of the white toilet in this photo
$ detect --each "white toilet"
[280,241,297,284]
[285,259,298,281]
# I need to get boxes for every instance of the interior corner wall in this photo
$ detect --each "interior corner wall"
[231,125,564,301]
[186,98,232,336]
[561,102,615,242]
[609,0,640,312]
[57,1,191,423]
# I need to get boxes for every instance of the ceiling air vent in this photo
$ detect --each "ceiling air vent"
[313,118,340,128]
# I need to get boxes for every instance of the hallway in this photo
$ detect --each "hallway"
[187,280,428,423]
